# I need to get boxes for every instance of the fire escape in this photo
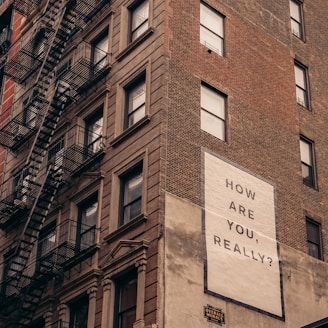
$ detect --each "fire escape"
[0,0,110,326]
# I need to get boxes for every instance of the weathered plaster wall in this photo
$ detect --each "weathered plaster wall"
[165,192,328,328]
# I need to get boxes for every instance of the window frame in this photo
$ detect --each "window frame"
[129,0,149,43]
[294,61,310,109]
[84,108,104,156]
[300,136,316,188]
[91,30,109,71]
[289,0,305,40]
[113,268,138,328]
[69,294,89,328]
[76,194,98,251]
[201,82,227,141]
[119,162,143,227]
[124,73,146,130]
[306,218,322,260]
[200,2,225,56]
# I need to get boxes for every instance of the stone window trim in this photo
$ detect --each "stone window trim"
[100,239,149,328]
[108,151,148,234]
[58,281,99,328]
[117,0,154,61]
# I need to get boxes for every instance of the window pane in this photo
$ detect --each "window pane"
[126,78,146,128]
[86,113,103,153]
[132,1,149,30]
[131,0,149,41]
[93,34,108,67]
[291,20,301,37]
[306,220,321,259]
[296,86,306,106]
[121,166,143,225]
[308,243,319,259]
[128,105,145,127]
[40,229,56,258]
[290,0,301,22]
[200,27,223,55]
[124,172,142,205]
[70,297,88,328]
[294,65,305,88]
[201,85,225,119]
[300,139,312,165]
[201,111,225,141]
[200,3,223,37]
[128,82,146,114]
[81,201,98,227]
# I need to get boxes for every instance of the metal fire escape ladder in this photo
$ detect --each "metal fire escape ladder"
[1,1,77,325]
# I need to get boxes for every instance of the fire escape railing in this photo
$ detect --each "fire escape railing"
[57,41,110,100]
[0,0,109,325]
[0,219,97,316]
[0,42,109,151]
[49,124,105,180]
[0,124,104,229]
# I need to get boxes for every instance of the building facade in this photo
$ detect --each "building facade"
[0,0,327,327]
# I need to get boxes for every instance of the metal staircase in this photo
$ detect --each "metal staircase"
[0,0,76,326]
[0,0,110,325]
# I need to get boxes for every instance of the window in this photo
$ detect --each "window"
[114,269,138,328]
[38,223,56,260]
[48,137,65,174]
[306,219,322,260]
[200,2,224,56]
[130,0,149,42]
[290,0,304,39]
[124,74,146,129]
[119,163,143,226]
[294,62,309,108]
[37,223,56,271]
[201,83,226,141]
[13,168,30,204]
[300,136,316,188]
[69,295,89,328]
[91,32,109,70]
[77,196,98,250]
[85,110,103,154]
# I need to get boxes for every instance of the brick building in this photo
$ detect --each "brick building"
[0,0,327,327]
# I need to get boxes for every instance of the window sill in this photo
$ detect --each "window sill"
[104,214,147,244]
[116,28,154,62]
[110,116,150,147]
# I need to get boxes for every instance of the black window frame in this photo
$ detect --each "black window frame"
[300,136,316,188]
[69,294,89,328]
[113,268,138,328]
[294,61,310,109]
[76,194,98,252]
[306,218,322,260]
[119,162,143,227]
[91,30,109,71]
[84,108,104,157]
[124,73,146,130]
[129,0,149,43]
